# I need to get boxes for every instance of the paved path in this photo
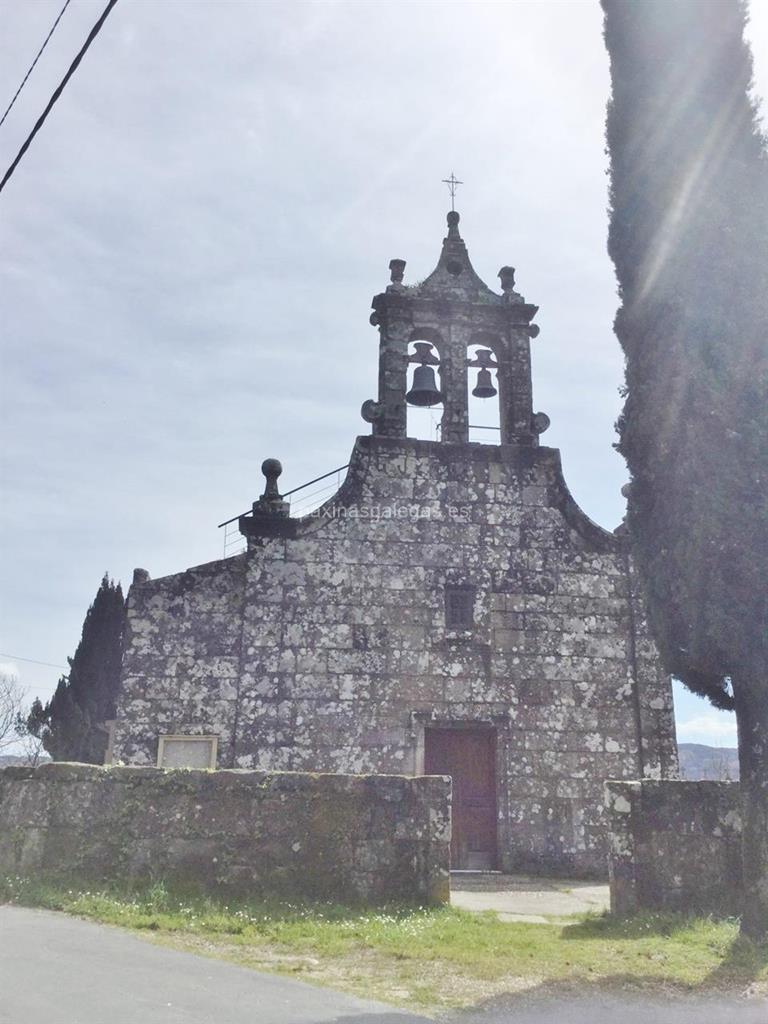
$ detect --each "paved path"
[0,906,426,1024]
[450,873,610,923]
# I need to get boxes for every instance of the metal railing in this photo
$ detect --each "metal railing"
[217,423,499,558]
[218,463,350,557]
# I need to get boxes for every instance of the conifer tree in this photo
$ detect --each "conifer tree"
[602,0,768,937]
[28,575,125,764]
[25,697,46,736]
[39,677,89,761]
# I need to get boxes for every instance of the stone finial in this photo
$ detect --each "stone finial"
[498,266,516,292]
[261,458,282,498]
[444,213,465,275]
[252,458,289,518]
[361,398,383,423]
[499,265,526,305]
[531,412,551,435]
[389,259,406,284]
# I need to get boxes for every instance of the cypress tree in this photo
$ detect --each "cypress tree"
[29,575,125,764]
[40,677,89,761]
[602,0,768,937]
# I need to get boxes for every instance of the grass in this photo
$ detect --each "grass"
[2,875,767,1013]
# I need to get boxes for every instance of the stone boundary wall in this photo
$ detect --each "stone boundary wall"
[0,763,450,905]
[606,779,742,916]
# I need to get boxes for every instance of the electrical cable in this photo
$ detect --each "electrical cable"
[0,0,119,195]
[0,0,73,129]
[0,653,68,670]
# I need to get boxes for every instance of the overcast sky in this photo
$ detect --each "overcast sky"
[1,0,766,748]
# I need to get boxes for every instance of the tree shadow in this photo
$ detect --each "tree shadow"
[556,913,768,996]
[560,910,732,942]
[439,975,768,1024]
[703,933,768,990]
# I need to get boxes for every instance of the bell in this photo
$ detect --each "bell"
[406,364,442,407]
[472,367,497,399]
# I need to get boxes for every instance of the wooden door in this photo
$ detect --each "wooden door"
[424,728,497,870]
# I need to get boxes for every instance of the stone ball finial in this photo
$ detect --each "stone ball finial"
[252,457,289,519]
[261,458,283,500]
[389,258,406,284]
[447,210,460,228]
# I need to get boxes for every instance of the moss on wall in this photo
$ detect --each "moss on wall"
[0,763,450,906]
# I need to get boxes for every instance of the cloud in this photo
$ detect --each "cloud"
[677,712,738,746]
[1,1,766,714]
[0,662,19,679]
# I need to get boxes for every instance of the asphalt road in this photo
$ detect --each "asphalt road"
[1,906,766,1024]
[454,991,768,1023]
[0,906,426,1024]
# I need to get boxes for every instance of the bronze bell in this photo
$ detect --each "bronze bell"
[406,364,442,407]
[472,366,497,399]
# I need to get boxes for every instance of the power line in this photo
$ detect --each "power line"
[0,0,73,129]
[0,0,120,195]
[0,653,67,671]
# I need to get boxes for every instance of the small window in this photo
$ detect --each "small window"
[445,586,475,630]
[157,734,218,769]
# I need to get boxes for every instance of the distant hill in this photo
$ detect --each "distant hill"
[678,743,739,781]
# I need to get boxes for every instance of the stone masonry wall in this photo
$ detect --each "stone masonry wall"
[0,763,450,905]
[114,434,678,877]
[606,779,742,916]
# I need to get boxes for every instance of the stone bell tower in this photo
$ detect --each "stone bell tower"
[114,201,679,878]
[361,209,550,445]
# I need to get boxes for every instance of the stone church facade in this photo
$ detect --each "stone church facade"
[113,211,678,876]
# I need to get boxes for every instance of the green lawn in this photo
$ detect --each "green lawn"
[2,876,766,1013]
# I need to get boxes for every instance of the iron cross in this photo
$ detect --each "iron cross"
[442,172,463,211]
